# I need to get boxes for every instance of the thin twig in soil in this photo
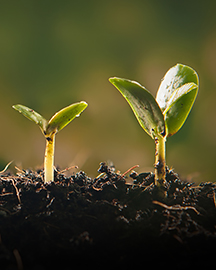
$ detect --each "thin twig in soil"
[15,166,26,175]
[152,200,200,215]
[46,197,55,208]
[92,186,103,191]
[13,249,23,270]
[58,165,79,174]
[0,192,13,197]
[11,179,21,204]
[95,172,106,180]
[213,191,216,208]
[119,165,139,180]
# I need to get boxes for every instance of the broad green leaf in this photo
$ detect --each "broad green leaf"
[12,104,47,132]
[46,101,88,135]
[164,82,198,137]
[156,64,199,112]
[109,77,165,139]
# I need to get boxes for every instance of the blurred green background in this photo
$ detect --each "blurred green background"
[0,0,216,183]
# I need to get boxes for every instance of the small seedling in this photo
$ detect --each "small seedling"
[13,102,88,183]
[109,63,199,193]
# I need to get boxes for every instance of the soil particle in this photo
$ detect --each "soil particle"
[0,163,216,269]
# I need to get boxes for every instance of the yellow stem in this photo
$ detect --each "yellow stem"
[44,132,55,183]
[154,135,166,187]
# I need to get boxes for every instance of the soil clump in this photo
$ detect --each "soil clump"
[0,163,216,269]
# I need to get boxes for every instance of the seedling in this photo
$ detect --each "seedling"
[109,63,199,192]
[13,102,88,183]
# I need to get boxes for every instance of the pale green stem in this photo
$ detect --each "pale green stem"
[44,132,56,183]
[154,135,166,187]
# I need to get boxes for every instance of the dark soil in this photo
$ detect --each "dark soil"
[0,162,216,269]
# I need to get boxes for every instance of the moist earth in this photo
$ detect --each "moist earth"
[0,163,216,269]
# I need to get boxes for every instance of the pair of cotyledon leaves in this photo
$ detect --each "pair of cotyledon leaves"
[109,63,199,139]
[13,64,198,141]
[12,102,88,137]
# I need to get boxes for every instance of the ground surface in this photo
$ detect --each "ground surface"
[0,163,216,269]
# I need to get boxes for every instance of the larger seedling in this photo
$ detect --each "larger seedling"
[110,63,199,194]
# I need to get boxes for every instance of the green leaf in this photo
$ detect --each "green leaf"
[164,82,198,137]
[46,101,88,135]
[155,63,199,137]
[156,63,199,112]
[12,104,47,132]
[109,77,165,139]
